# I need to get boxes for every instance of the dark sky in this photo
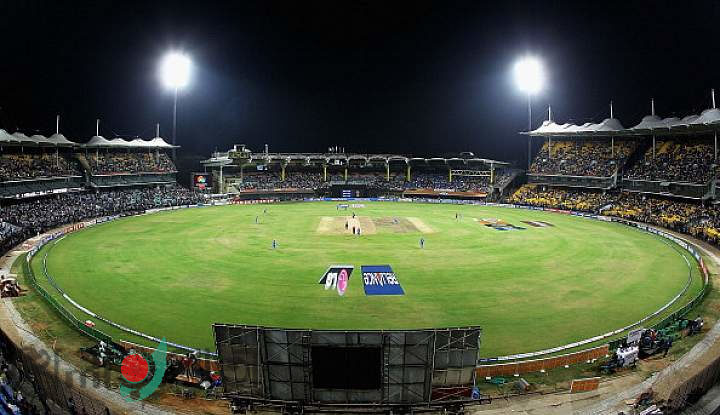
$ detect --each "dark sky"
[2,1,720,165]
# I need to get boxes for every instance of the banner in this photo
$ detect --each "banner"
[318,265,354,296]
[361,265,405,296]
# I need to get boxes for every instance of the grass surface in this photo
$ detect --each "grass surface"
[31,201,703,357]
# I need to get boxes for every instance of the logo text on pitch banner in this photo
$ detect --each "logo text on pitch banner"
[361,265,405,296]
[318,265,354,296]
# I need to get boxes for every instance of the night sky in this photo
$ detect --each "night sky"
[2,1,720,166]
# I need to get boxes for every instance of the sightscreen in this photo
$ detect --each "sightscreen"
[312,346,381,390]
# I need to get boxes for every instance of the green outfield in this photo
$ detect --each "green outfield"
[30,201,704,357]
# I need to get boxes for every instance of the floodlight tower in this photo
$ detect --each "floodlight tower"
[513,56,545,169]
[159,52,192,161]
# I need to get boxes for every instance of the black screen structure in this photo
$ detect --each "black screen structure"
[312,347,381,390]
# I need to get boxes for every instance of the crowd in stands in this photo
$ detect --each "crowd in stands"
[0,153,81,182]
[237,172,324,190]
[507,185,720,247]
[603,192,720,245]
[530,139,637,177]
[0,186,202,253]
[87,152,176,174]
[404,173,490,193]
[509,185,616,212]
[625,139,717,183]
[235,171,512,193]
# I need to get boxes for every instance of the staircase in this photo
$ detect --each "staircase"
[73,153,93,186]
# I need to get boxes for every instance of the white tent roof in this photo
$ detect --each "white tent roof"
[83,135,174,148]
[0,130,19,144]
[30,134,54,145]
[108,138,131,147]
[85,135,113,147]
[630,115,663,130]
[689,108,720,125]
[148,137,175,148]
[47,133,76,146]
[529,118,624,136]
[529,107,720,136]
[12,133,37,145]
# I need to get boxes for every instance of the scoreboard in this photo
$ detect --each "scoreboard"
[191,172,212,191]
[330,184,367,198]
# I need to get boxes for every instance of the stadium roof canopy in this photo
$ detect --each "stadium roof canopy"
[203,150,510,167]
[0,130,176,148]
[526,107,720,137]
[84,135,175,148]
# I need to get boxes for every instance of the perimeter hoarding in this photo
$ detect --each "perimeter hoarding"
[213,325,481,405]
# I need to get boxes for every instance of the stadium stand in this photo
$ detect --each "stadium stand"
[86,151,176,175]
[0,152,81,181]
[530,139,637,177]
[625,138,717,183]
[509,184,616,212]
[229,170,509,195]
[0,185,201,254]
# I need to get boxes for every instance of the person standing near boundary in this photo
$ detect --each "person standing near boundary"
[255,215,259,224]
[272,239,277,249]
[420,237,425,249]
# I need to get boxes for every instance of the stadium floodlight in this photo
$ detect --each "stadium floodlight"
[513,56,544,95]
[513,56,545,169]
[159,52,192,161]
[160,52,192,90]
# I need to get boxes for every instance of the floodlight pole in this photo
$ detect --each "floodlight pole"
[527,93,532,170]
[172,87,178,162]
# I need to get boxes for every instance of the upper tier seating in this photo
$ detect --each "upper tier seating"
[625,138,717,183]
[530,139,637,177]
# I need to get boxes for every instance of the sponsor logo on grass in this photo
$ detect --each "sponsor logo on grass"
[119,338,168,401]
[319,265,355,296]
[361,265,405,296]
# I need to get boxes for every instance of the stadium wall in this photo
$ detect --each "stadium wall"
[476,345,609,378]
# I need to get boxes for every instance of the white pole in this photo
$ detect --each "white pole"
[549,137,552,160]
[96,119,100,136]
[713,89,717,109]
[527,93,532,170]
[156,123,160,137]
[610,101,614,119]
[653,135,656,159]
[548,105,552,121]
[56,115,60,134]
[651,98,655,116]
[172,87,178,161]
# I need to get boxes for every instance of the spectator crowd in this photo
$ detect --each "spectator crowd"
[530,139,637,177]
[0,153,81,181]
[508,185,720,248]
[235,170,514,193]
[509,185,616,212]
[0,186,202,255]
[87,152,176,175]
[625,139,717,183]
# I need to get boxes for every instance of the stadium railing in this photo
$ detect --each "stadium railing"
[621,178,712,200]
[527,173,614,189]
[25,233,114,344]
